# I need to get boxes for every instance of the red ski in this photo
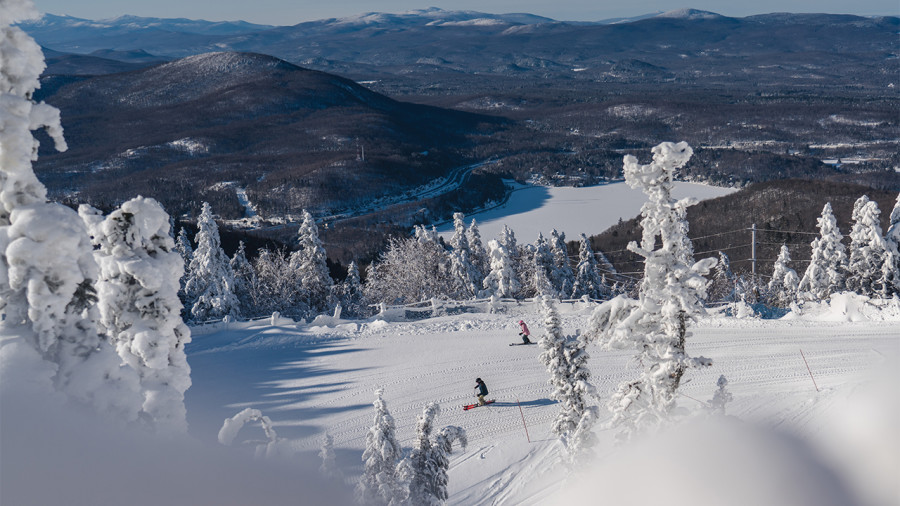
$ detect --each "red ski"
[463,400,495,410]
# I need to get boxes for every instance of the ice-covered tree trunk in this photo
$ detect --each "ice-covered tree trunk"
[447,212,480,299]
[538,297,598,460]
[0,2,142,421]
[587,142,715,440]
[81,197,192,433]
[549,229,575,298]
[766,244,799,307]
[184,202,239,321]
[572,233,607,299]
[357,389,403,506]
[847,198,888,297]
[290,210,333,317]
[482,239,520,298]
[799,203,848,300]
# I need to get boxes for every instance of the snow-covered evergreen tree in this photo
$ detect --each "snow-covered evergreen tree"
[0,3,142,421]
[847,198,888,297]
[529,233,555,297]
[184,202,240,321]
[357,388,404,506]
[884,193,900,295]
[708,375,733,414]
[290,210,333,317]
[799,202,848,300]
[482,239,520,299]
[230,241,256,317]
[334,261,366,318]
[549,229,576,298]
[571,233,607,299]
[466,218,488,281]
[708,251,736,303]
[447,212,481,299]
[399,402,467,506]
[319,433,343,480]
[498,224,526,298]
[250,248,302,318]
[587,142,716,440]
[80,197,192,433]
[538,297,598,460]
[767,244,799,307]
[174,227,193,267]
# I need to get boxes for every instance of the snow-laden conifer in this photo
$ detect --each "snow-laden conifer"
[767,244,799,307]
[357,388,403,506]
[529,233,555,297]
[175,227,193,267]
[448,212,481,299]
[799,202,848,300]
[81,197,192,433]
[334,261,366,318]
[549,229,576,298]
[399,402,467,506]
[319,433,343,480]
[498,224,526,297]
[230,241,256,317]
[847,198,888,297]
[0,4,142,421]
[881,193,900,296]
[708,375,733,414]
[538,297,598,461]
[482,239,520,299]
[587,142,716,440]
[250,248,302,318]
[708,251,736,303]
[184,202,240,321]
[290,210,333,317]
[571,233,607,299]
[466,219,488,280]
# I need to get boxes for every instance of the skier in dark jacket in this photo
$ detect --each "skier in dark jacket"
[474,378,489,406]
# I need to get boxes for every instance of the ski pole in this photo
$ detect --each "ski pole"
[799,348,819,392]
[517,398,531,443]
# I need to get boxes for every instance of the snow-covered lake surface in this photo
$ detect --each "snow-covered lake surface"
[437,181,737,242]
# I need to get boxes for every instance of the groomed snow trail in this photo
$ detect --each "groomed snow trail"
[185,304,898,505]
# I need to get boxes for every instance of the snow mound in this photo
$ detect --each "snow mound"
[799,292,900,322]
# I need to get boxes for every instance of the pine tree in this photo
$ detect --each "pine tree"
[708,251,736,303]
[549,229,576,298]
[81,197,192,433]
[498,225,525,298]
[290,210,333,318]
[529,233,555,297]
[319,433,343,480]
[0,5,142,422]
[482,239,520,298]
[466,219,488,282]
[847,198,888,296]
[334,261,366,318]
[767,244,799,307]
[357,389,403,506]
[447,212,480,299]
[884,193,900,295]
[230,241,257,317]
[400,402,466,506]
[572,233,606,299]
[184,202,240,321]
[799,202,848,300]
[538,297,598,461]
[175,227,193,267]
[587,142,716,440]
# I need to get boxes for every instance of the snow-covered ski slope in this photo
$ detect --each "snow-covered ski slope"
[185,297,900,505]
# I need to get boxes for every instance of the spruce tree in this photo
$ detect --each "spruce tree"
[572,233,606,299]
[767,244,799,307]
[290,210,333,317]
[799,202,848,300]
[847,198,888,296]
[482,239,520,298]
[884,193,900,295]
[448,212,480,299]
[530,233,555,297]
[81,197,192,433]
[184,202,240,321]
[230,241,256,316]
[588,142,716,439]
[357,389,403,506]
[466,218,488,282]
[549,229,576,298]
[400,402,466,506]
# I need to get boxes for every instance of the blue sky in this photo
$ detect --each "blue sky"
[33,0,899,25]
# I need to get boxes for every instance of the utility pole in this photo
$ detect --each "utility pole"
[751,223,757,277]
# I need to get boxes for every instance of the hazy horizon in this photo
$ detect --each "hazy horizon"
[32,1,899,26]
